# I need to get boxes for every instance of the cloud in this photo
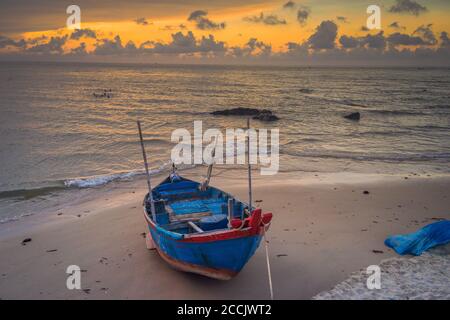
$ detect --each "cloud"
[243,13,286,25]
[187,10,225,30]
[93,35,123,55]
[387,32,427,46]
[26,35,48,46]
[134,17,151,26]
[70,29,97,40]
[440,32,450,47]
[339,35,359,49]
[283,1,295,9]
[0,35,26,49]
[198,35,226,53]
[360,31,386,49]
[188,10,208,21]
[413,24,437,45]
[0,0,292,34]
[160,24,187,31]
[157,31,196,53]
[339,32,386,50]
[336,16,348,23]
[388,22,405,30]
[27,35,68,54]
[297,7,310,26]
[341,26,437,50]
[247,38,271,54]
[93,35,138,55]
[140,31,226,55]
[70,42,87,55]
[389,0,427,16]
[307,20,337,49]
[2,17,449,67]
[230,38,272,58]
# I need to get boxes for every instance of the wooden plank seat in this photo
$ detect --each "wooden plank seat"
[165,203,212,222]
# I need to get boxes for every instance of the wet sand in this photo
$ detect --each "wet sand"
[0,169,449,299]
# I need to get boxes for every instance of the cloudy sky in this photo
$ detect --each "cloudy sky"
[0,0,449,65]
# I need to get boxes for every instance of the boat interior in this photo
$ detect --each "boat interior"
[145,176,248,235]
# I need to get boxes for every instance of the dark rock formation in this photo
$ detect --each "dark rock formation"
[211,107,260,116]
[253,110,279,122]
[344,112,360,121]
[211,107,279,121]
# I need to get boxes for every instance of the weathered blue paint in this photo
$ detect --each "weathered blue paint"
[144,174,269,279]
[149,226,262,273]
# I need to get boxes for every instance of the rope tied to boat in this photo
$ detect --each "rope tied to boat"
[261,219,274,300]
[229,208,274,299]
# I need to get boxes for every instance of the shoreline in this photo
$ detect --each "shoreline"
[1,168,449,235]
[0,169,449,299]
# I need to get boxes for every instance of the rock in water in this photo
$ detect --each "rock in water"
[253,110,279,122]
[211,107,279,122]
[344,112,360,121]
[211,107,260,116]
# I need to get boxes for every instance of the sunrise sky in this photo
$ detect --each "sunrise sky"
[1,0,449,65]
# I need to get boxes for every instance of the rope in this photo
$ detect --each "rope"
[263,226,274,300]
[231,212,274,300]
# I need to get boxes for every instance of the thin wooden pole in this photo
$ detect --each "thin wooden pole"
[227,198,233,227]
[247,118,253,212]
[201,135,218,191]
[137,120,156,221]
[264,232,274,300]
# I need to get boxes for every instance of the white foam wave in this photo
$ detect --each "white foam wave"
[64,170,144,188]
[63,161,197,188]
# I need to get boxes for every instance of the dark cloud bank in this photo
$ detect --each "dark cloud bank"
[1,20,449,66]
[389,0,428,16]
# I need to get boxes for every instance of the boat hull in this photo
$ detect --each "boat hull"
[146,215,264,280]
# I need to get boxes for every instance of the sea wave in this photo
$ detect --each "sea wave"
[427,104,450,110]
[64,170,144,188]
[0,185,66,200]
[367,109,427,116]
[304,94,369,108]
[63,161,195,188]
[282,150,450,163]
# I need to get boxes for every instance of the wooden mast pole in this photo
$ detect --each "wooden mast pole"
[137,120,156,221]
[247,118,253,213]
[200,135,218,191]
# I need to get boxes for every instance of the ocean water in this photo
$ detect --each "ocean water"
[0,61,449,222]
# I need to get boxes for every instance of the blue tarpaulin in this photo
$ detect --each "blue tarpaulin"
[385,220,450,255]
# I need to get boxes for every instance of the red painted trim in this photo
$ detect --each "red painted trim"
[144,207,268,244]
[181,228,258,243]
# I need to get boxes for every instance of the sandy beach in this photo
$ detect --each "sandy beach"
[0,168,449,300]
[1,0,450,304]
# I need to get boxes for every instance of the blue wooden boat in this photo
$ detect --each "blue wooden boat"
[143,174,273,280]
[137,120,273,281]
